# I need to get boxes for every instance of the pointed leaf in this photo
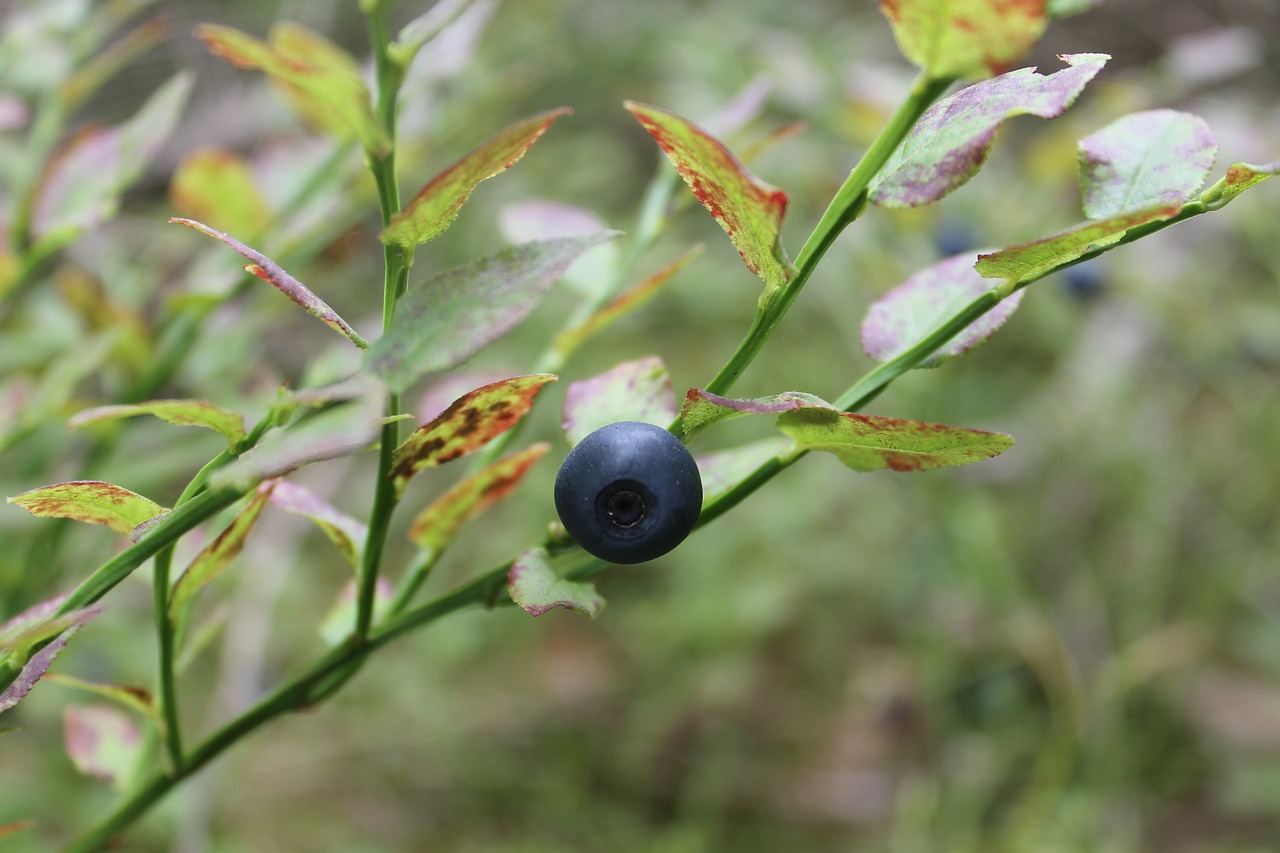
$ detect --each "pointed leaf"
[624,101,791,300]
[498,199,619,298]
[365,234,616,392]
[70,398,246,447]
[0,604,102,661]
[681,388,834,440]
[777,408,1014,472]
[63,704,142,790]
[170,148,273,238]
[697,438,793,504]
[391,374,556,495]
[861,252,1026,365]
[1080,110,1217,219]
[0,594,70,649]
[509,547,605,619]
[391,0,480,65]
[0,608,100,715]
[320,579,393,646]
[871,54,1109,208]
[43,674,157,722]
[171,217,368,349]
[169,483,275,620]
[8,481,166,536]
[880,0,1049,80]
[268,480,368,570]
[382,109,571,249]
[1200,160,1280,210]
[563,357,677,447]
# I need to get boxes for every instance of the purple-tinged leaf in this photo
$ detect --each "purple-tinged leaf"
[1080,110,1217,220]
[563,357,677,447]
[624,101,791,300]
[871,54,1108,208]
[976,203,1181,284]
[880,0,1049,80]
[0,596,100,661]
[169,482,276,620]
[171,217,368,349]
[70,398,246,447]
[391,375,556,495]
[170,147,273,239]
[681,388,833,440]
[286,374,384,408]
[381,109,572,249]
[268,480,368,570]
[697,438,793,504]
[0,607,100,715]
[0,594,69,648]
[409,443,550,554]
[8,480,166,536]
[365,234,616,392]
[320,579,393,645]
[777,408,1014,472]
[509,547,604,619]
[861,252,1027,365]
[499,199,619,298]
[63,704,142,790]
[44,674,157,721]
[1197,161,1280,211]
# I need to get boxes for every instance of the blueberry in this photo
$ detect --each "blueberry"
[554,421,702,564]
[1062,258,1106,300]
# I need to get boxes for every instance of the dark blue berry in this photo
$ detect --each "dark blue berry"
[554,421,702,564]
[1062,258,1106,300]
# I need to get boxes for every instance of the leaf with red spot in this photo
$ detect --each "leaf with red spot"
[680,388,834,440]
[171,217,368,349]
[0,606,101,715]
[63,704,142,790]
[624,101,791,301]
[69,398,247,448]
[509,547,604,619]
[169,483,276,621]
[170,147,272,239]
[8,481,166,536]
[777,408,1014,472]
[0,822,34,840]
[1200,160,1280,210]
[408,443,550,556]
[44,674,157,721]
[268,480,368,570]
[870,54,1108,208]
[563,357,677,447]
[861,252,1026,365]
[391,375,557,496]
[381,109,572,249]
[879,0,1049,80]
[1080,110,1217,219]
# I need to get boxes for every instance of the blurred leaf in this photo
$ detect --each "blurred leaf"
[0,607,100,715]
[175,605,230,675]
[8,480,166,536]
[391,0,480,65]
[408,443,549,554]
[268,480,368,570]
[681,388,833,440]
[777,408,1014,472]
[508,547,604,619]
[170,148,273,238]
[1080,110,1217,219]
[320,579,393,646]
[498,199,619,298]
[69,398,247,448]
[0,822,34,839]
[696,437,793,504]
[391,374,556,495]
[871,54,1109,208]
[60,18,168,109]
[365,233,617,392]
[63,704,142,790]
[382,109,571,249]
[43,674,157,722]
[0,595,100,659]
[1201,160,1280,210]
[861,252,1026,365]
[171,218,368,349]
[563,357,677,446]
[196,23,390,155]
[879,0,1049,80]
[169,483,276,621]
[624,101,791,301]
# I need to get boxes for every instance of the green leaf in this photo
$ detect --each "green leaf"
[169,483,275,621]
[69,398,247,448]
[381,109,572,249]
[391,374,556,495]
[680,388,834,440]
[319,579,393,646]
[624,101,791,302]
[170,147,273,239]
[1200,160,1280,210]
[63,704,142,790]
[267,480,368,570]
[508,547,605,619]
[0,606,100,715]
[871,54,1109,208]
[196,23,390,155]
[365,234,616,392]
[8,480,166,536]
[861,252,1026,365]
[777,408,1014,472]
[390,0,480,66]
[0,595,101,660]
[1079,110,1217,219]
[171,217,368,349]
[499,199,620,299]
[43,674,157,722]
[696,438,793,504]
[879,0,1049,80]
[563,357,677,447]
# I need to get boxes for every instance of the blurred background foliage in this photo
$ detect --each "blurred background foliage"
[2,0,1279,850]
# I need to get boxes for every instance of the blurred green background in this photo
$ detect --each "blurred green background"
[2,0,1280,850]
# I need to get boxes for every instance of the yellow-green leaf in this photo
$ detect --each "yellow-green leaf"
[69,398,247,448]
[8,481,166,536]
[880,0,1048,80]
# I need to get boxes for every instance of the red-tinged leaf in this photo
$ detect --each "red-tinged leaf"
[697,437,793,504]
[63,704,142,790]
[0,821,35,840]
[43,674,157,721]
[390,375,556,495]
[381,109,572,249]
[777,408,1014,472]
[170,147,272,238]
[624,101,791,299]
[416,370,512,423]
[563,357,677,447]
[365,234,617,392]
[1080,110,1217,219]
[498,199,619,298]
[171,217,368,349]
[509,547,604,619]
[320,579,393,646]
[553,245,705,359]
[861,252,1026,365]
[976,204,1182,284]
[870,54,1108,208]
[268,480,368,570]
[169,483,276,620]
[681,388,834,440]
[0,607,100,715]
[196,23,390,155]
[408,443,550,554]
[70,398,247,447]
[8,480,166,536]
[880,0,1048,80]
[1200,160,1280,210]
